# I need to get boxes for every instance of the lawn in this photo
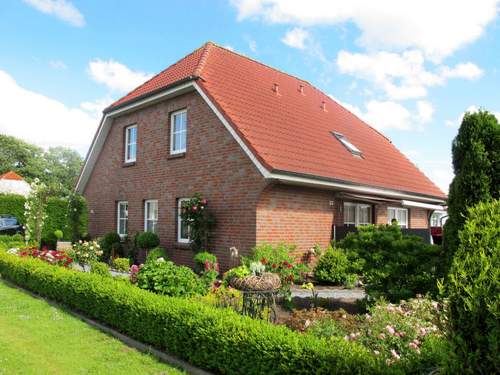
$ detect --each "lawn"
[0,280,184,375]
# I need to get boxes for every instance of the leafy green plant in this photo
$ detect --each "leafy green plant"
[447,199,500,374]
[112,257,130,272]
[24,178,49,247]
[180,194,215,252]
[344,274,358,289]
[223,265,250,284]
[341,224,441,302]
[90,261,110,278]
[0,251,391,375]
[137,259,205,297]
[193,251,217,273]
[145,246,167,264]
[53,229,63,240]
[314,245,350,285]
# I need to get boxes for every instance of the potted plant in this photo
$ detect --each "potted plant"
[54,229,71,251]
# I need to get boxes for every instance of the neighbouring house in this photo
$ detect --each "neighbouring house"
[76,42,446,269]
[0,171,31,197]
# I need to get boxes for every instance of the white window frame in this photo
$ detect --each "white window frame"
[177,198,190,243]
[344,202,372,226]
[332,132,362,157]
[170,109,187,155]
[387,207,409,228]
[124,125,137,162]
[117,201,128,238]
[144,200,158,233]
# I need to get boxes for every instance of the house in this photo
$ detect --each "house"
[0,171,31,197]
[76,42,446,269]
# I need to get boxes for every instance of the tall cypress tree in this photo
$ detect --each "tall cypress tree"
[443,110,500,271]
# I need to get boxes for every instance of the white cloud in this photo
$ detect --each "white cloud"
[24,0,85,27]
[87,59,153,92]
[281,27,310,49]
[49,60,67,70]
[232,0,499,61]
[0,69,106,155]
[247,38,257,52]
[330,95,433,131]
[337,50,483,100]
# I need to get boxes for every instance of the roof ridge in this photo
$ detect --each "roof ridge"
[193,42,214,78]
[107,44,207,110]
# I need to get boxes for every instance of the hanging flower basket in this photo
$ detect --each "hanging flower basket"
[230,272,281,291]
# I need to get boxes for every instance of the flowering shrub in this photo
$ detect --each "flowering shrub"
[70,240,102,266]
[180,194,215,252]
[129,264,141,284]
[306,296,448,368]
[8,247,73,267]
[194,251,219,288]
[24,178,49,246]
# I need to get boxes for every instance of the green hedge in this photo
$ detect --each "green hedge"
[0,252,393,375]
[0,193,87,244]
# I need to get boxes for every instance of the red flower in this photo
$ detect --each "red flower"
[201,199,207,205]
[271,263,277,269]
[192,205,198,211]
[260,258,268,265]
[287,263,293,269]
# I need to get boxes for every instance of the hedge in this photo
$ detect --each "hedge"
[0,193,87,243]
[0,252,393,375]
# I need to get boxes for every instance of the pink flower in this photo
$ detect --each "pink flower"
[201,199,207,205]
[390,349,400,360]
[130,264,139,273]
[386,325,395,335]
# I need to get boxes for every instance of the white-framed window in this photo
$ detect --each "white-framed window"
[177,198,190,243]
[170,109,187,154]
[332,132,362,157]
[144,200,158,233]
[124,125,137,162]
[344,202,372,226]
[430,211,447,227]
[388,207,408,228]
[117,201,128,238]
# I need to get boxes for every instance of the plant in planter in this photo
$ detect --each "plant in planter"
[53,229,63,248]
[70,240,103,270]
[99,232,122,262]
[180,194,215,252]
[134,232,160,260]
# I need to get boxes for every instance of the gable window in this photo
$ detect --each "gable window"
[117,201,128,238]
[344,202,372,226]
[388,207,408,228]
[170,109,187,154]
[332,132,362,157]
[177,198,190,243]
[125,125,137,162]
[144,200,158,233]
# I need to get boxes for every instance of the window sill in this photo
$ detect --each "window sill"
[122,161,136,167]
[167,152,186,160]
[175,242,191,250]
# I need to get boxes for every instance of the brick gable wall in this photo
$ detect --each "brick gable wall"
[83,91,267,270]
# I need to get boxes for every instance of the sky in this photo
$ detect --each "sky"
[1,0,499,194]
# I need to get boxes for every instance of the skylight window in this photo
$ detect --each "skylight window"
[332,132,362,157]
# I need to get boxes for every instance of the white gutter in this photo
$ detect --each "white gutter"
[401,200,445,210]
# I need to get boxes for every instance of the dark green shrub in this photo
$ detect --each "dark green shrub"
[444,110,500,274]
[66,193,88,242]
[0,252,390,375]
[341,224,441,302]
[112,257,130,272]
[135,232,160,251]
[314,246,350,285]
[0,193,25,223]
[90,261,110,278]
[99,232,122,262]
[145,247,167,264]
[447,200,500,374]
[137,260,205,297]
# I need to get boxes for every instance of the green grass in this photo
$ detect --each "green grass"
[0,280,184,375]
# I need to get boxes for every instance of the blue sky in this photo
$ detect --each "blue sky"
[1,0,499,193]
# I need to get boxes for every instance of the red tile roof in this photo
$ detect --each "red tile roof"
[0,171,24,181]
[109,42,446,199]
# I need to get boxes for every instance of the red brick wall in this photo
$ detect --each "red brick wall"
[374,203,429,228]
[83,91,267,270]
[256,184,335,259]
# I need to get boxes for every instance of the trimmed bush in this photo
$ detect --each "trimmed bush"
[112,258,130,272]
[135,232,160,251]
[145,247,167,264]
[90,261,110,278]
[447,200,500,374]
[341,224,441,302]
[314,246,350,285]
[0,252,391,374]
[0,193,25,223]
[99,232,122,261]
[0,234,25,251]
